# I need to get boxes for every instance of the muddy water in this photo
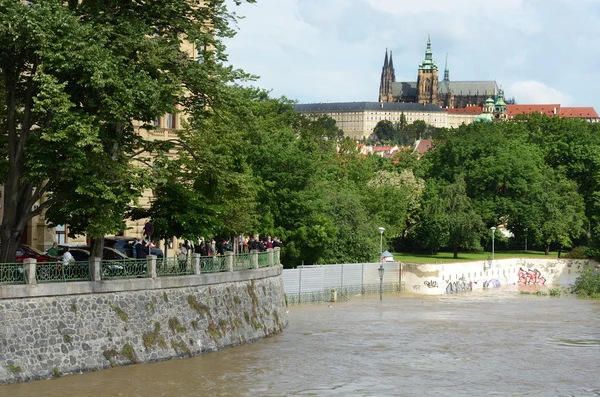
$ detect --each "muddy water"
[4,286,600,396]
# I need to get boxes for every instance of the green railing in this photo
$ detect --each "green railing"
[233,253,254,271]
[200,256,227,273]
[0,262,25,284]
[257,252,270,268]
[36,261,92,283]
[101,259,147,279]
[157,257,193,276]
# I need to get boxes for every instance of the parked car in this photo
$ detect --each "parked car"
[17,245,53,263]
[104,237,163,258]
[58,246,135,278]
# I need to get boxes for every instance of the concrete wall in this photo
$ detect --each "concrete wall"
[0,266,287,384]
[402,258,596,295]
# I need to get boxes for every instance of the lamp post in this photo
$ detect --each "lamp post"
[378,227,385,261]
[378,264,385,301]
[490,226,496,262]
[524,228,528,252]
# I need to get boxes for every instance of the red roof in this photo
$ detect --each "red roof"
[414,139,433,155]
[447,107,482,114]
[561,107,599,119]
[507,104,560,117]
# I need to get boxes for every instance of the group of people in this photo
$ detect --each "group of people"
[240,234,281,253]
[175,235,282,259]
[132,238,154,259]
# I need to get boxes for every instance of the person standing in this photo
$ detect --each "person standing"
[132,238,141,258]
[62,246,74,266]
[47,242,60,259]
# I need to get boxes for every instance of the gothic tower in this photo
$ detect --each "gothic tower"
[378,49,395,102]
[416,35,439,105]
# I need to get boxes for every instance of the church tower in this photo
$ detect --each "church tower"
[494,87,508,120]
[416,35,439,105]
[378,49,395,102]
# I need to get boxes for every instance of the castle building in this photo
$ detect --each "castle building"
[379,36,499,109]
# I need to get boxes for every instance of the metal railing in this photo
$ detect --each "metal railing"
[37,261,92,283]
[0,262,25,285]
[199,256,227,273]
[285,282,405,305]
[233,253,254,271]
[0,248,281,285]
[101,259,148,279]
[258,252,270,268]
[157,257,193,276]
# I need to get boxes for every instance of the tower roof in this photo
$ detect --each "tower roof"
[383,48,389,68]
[419,34,438,71]
[443,53,449,81]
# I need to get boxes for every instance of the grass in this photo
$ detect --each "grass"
[394,250,559,264]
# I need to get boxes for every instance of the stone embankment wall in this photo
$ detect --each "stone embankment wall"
[0,266,287,384]
[403,258,595,295]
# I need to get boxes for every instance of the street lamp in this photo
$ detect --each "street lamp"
[524,228,528,251]
[378,227,385,260]
[378,264,385,301]
[490,226,496,262]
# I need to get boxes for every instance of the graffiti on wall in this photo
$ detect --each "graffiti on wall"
[412,285,421,291]
[446,279,472,294]
[424,280,438,288]
[484,279,501,288]
[518,268,546,285]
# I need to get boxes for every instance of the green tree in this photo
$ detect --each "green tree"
[0,0,253,261]
[373,120,397,142]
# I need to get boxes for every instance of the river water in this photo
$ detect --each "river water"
[4,286,600,396]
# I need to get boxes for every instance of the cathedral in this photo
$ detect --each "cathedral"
[379,36,500,109]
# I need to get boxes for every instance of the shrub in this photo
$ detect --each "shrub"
[564,246,591,259]
[574,267,600,297]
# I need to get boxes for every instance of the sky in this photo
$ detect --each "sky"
[223,0,600,109]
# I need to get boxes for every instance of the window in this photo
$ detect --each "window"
[166,113,176,129]
[55,225,66,244]
[153,117,160,127]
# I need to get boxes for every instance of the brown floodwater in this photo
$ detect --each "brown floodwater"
[3,286,600,396]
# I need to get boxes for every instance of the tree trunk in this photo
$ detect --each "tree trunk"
[453,247,458,259]
[90,237,105,259]
[545,245,550,255]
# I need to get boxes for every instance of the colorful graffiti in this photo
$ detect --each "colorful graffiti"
[446,279,472,294]
[424,280,438,288]
[518,268,546,285]
[484,279,501,288]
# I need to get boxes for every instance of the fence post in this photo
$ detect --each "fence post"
[267,248,274,267]
[192,253,201,275]
[226,251,234,272]
[147,255,157,278]
[251,250,259,269]
[90,257,102,281]
[23,258,37,285]
[274,247,281,265]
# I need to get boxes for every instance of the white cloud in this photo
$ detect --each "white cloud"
[364,0,524,15]
[507,81,572,105]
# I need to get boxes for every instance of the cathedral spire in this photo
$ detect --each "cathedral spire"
[419,35,437,70]
[383,48,389,68]
[443,53,449,81]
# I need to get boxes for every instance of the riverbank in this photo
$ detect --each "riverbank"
[0,265,287,384]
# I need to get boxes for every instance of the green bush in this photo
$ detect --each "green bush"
[574,267,600,296]
[564,246,591,259]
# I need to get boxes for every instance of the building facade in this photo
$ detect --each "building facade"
[295,102,448,139]
[378,36,499,109]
